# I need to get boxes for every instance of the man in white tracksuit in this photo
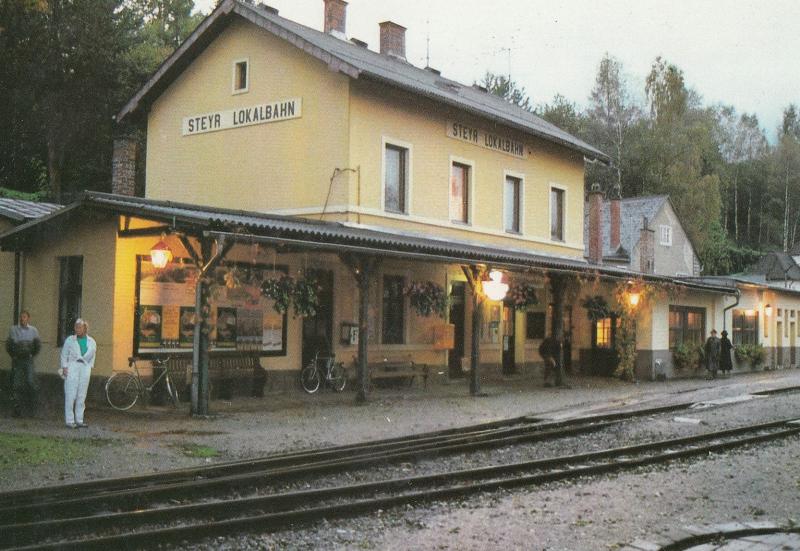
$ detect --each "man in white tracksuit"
[59,318,96,428]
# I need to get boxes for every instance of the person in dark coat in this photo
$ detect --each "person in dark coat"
[5,310,41,417]
[719,330,734,376]
[704,329,721,379]
[539,336,559,387]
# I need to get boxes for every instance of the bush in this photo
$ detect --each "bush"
[672,343,700,370]
[734,343,766,368]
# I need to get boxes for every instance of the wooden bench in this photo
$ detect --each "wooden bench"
[358,358,430,389]
[166,355,266,400]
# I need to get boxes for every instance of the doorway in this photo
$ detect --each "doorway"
[502,304,516,374]
[791,322,796,366]
[448,282,466,378]
[777,321,784,367]
[301,269,334,369]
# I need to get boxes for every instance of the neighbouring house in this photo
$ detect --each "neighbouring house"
[1,0,744,410]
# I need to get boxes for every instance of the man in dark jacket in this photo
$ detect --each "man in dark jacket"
[539,336,559,387]
[6,311,42,417]
[704,329,721,380]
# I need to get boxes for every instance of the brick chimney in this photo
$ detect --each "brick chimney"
[587,183,604,265]
[379,21,406,59]
[639,216,655,273]
[111,136,137,196]
[609,185,621,251]
[323,0,347,36]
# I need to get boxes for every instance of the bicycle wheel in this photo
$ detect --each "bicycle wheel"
[330,363,347,392]
[300,364,321,394]
[105,372,141,410]
[165,375,180,408]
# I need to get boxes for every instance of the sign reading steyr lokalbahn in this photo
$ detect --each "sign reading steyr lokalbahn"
[182,98,302,136]
[446,120,526,159]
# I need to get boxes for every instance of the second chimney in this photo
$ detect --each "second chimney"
[379,21,406,59]
[609,186,621,251]
[112,136,138,196]
[587,183,604,265]
[323,0,347,36]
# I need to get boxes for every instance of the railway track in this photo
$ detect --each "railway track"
[2,417,798,550]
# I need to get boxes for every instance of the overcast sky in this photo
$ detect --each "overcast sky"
[195,0,800,141]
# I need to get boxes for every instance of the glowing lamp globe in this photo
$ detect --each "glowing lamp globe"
[628,292,641,308]
[483,270,509,301]
[150,239,173,269]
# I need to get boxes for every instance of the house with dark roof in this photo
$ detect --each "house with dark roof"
[585,189,701,277]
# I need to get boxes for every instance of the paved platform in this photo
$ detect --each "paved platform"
[622,522,800,550]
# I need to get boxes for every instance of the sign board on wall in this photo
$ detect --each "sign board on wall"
[446,120,526,159]
[135,257,287,356]
[182,97,302,136]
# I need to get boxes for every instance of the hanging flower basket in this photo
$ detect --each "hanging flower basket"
[507,282,539,310]
[293,275,322,318]
[404,281,447,318]
[260,275,295,314]
[581,295,615,322]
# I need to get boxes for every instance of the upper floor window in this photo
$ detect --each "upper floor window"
[384,144,408,213]
[504,175,521,233]
[659,225,672,246]
[58,256,83,346]
[550,187,564,241]
[450,162,470,224]
[233,59,249,93]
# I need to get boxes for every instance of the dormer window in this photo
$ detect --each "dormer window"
[233,59,249,94]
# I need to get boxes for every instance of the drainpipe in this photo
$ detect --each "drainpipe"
[722,288,741,331]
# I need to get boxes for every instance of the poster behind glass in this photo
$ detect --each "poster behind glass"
[136,257,287,355]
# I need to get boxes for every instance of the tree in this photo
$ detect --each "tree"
[645,56,688,125]
[537,94,585,137]
[479,72,533,112]
[774,105,800,251]
[586,53,639,193]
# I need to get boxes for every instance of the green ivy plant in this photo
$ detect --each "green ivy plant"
[581,295,614,322]
[260,275,295,314]
[293,275,322,318]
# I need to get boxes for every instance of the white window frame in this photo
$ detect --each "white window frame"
[449,156,475,225]
[549,183,567,242]
[232,58,250,94]
[503,170,525,234]
[659,224,673,246]
[381,136,413,215]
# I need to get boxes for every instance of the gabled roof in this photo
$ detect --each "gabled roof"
[745,251,800,281]
[117,0,609,163]
[0,198,62,222]
[0,192,734,296]
[583,195,669,258]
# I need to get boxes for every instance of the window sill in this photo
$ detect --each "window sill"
[384,208,408,216]
[550,237,565,243]
[451,220,471,227]
[505,229,522,236]
[232,88,249,95]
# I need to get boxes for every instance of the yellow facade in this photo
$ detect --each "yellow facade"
[145,16,587,259]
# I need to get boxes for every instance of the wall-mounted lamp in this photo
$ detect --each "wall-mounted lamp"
[764,304,773,317]
[628,291,641,308]
[150,234,173,269]
[483,270,509,301]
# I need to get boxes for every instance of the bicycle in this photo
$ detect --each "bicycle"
[105,356,180,411]
[300,352,346,394]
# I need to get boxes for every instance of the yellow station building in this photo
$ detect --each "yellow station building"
[7,0,789,409]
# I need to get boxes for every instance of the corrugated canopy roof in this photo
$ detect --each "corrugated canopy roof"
[0,198,62,222]
[0,192,734,295]
[116,0,609,163]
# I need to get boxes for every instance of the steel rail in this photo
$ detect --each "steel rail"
[0,401,696,510]
[5,419,798,551]
[0,419,622,525]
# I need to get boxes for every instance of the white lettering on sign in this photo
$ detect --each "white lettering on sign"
[182,98,302,136]
[446,120,526,159]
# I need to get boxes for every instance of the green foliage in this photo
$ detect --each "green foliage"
[507,281,539,311]
[293,275,322,318]
[671,343,701,370]
[734,343,766,368]
[479,72,533,112]
[179,443,219,458]
[404,281,447,318]
[260,275,295,314]
[581,295,614,322]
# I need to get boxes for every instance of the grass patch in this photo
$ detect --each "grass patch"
[179,443,219,458]
[0,432,107,470]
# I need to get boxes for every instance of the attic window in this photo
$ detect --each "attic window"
[659,225,672,246]
[233,59,249,94]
